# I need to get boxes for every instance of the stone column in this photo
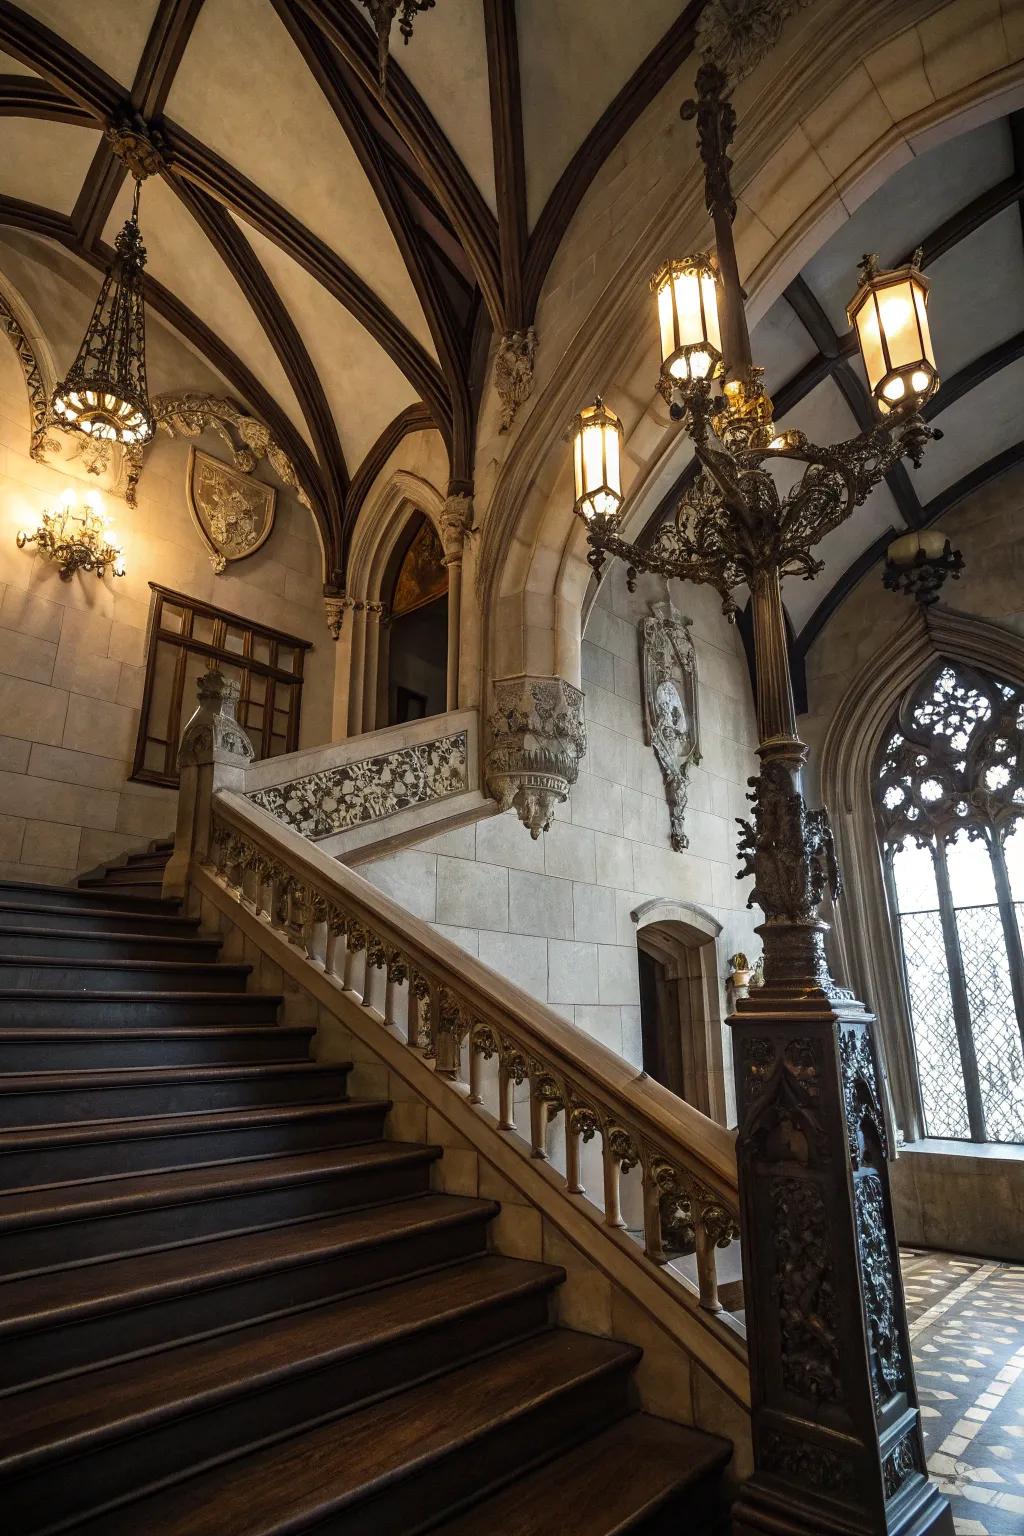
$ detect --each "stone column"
[440,489,473,711]
[163,669,255,902]
[484,675,586,838]
[324,594,355,741]
[347,601,368,737]
[361,602,387,733]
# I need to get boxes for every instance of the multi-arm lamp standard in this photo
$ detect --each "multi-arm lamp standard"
[570,61,955,1536]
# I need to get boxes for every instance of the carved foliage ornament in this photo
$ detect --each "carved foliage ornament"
[485,676,586,839]
[494,327,537,434]
[0,290,58,463]
[178,669,255,768]
[186,447,276,573]
[695,0,815,83]
[640,601,701,851]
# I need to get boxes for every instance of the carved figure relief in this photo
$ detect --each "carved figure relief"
[640,601,701,851]
[186,448,276,573]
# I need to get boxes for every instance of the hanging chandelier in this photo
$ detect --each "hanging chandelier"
[50,175,154,447]
[357,0,435,93]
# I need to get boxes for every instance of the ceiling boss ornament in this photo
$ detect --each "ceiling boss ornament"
[357,0,435,93]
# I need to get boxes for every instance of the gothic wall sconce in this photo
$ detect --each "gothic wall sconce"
[883,529,963,606]
[17,490,125,581]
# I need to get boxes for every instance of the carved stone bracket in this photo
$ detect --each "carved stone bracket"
[485,675,586,838]
[695,0,815,84]
[494,327,537,433]
[640,600,701,851]
[178,669,255,769]
[439,492,473,566]
[323,594,356,641]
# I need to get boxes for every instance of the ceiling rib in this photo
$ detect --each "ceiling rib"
[483,0,527,335]
[175,178,348,528]
[0,74,92,124]
[522,2,703,319]
[291,0,504,330]
[269,0,470,481]
[0,192,337,570]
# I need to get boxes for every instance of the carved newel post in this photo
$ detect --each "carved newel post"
[162,669,255,901]
[729,572,951,1536]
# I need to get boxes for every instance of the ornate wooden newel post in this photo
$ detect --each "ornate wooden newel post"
[566,42,954,1536]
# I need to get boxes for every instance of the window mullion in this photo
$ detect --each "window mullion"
[988,829,1024,1065]
[933,839,988,1142]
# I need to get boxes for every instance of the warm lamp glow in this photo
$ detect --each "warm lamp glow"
[651,255,722,390]
[568,397,623,523]
[15,493,126,581]
[847,254,938,415]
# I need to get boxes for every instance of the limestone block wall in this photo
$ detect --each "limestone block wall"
[362,561,760,1112]
[0,342,334,885]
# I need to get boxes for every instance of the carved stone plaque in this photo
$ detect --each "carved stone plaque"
[640,600,700,851]
[186,447,276,573]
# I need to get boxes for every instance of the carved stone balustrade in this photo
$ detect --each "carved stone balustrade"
[201,787,744,1332]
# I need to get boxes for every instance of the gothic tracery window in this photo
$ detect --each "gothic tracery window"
[875,662,1024,1144]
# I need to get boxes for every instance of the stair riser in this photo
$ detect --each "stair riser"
[0,1207,490,1391]
[81,872,165,888]
[122,856,171,870]
[0,1033,314,1072]
[0,933,219,962]
[2,1296,556,1531]
[0,962,249,992]
[630,1481,719,1536]
[0,996,282,1027]
[0,1106,386,1190]
[0,1066,350,1128]
[296,1360,634,1536]
[0,1155,434,1276]
[0,908,199,936]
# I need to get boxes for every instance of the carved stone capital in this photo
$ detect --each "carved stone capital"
[485,675,586,839]
[177,668,255,768]
[324,594,355,640]
[494,327,537,433]
[439,492,473,566]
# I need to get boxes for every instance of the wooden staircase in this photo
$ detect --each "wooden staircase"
[0,841,731,1535]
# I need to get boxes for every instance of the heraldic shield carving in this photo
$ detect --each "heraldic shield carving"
[186,447,277,573]
[640,600,701,852]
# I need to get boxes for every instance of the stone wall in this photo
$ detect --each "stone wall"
[0,336,334,886]
[361,560,760,1115]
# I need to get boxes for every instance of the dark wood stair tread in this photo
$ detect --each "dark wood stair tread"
[0,1059,344,1096]
[0,901,199,928]
[1,1255,562,1472]
[0,954,250,975]
[0,1192,496,1338]
[73,1329,641,1536]
[0,880,179,908]
[431,1414,732,1535]
[0,923,218,947]
[0,1140,435,1228]
[0,1097,380,1157]
[0,1025,313,1044]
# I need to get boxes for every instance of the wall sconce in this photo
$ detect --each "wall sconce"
[17,491,125,581]
[883,529,962,606]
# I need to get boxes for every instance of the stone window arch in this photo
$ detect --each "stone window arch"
[875,661,1024,1145]
[821,605,1024,1143]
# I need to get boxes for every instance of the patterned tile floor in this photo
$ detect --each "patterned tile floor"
[903,1249,1024,1534]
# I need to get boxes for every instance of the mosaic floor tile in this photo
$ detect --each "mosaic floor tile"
[903,1250,1024,1535]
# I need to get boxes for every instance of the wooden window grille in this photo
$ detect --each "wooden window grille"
[131,584,311,787]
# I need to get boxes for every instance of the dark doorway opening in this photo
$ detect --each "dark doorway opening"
[384,513,449,726]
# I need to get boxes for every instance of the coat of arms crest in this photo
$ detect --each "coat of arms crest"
[186,447,276,573]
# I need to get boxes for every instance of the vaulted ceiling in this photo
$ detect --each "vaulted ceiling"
[0,0,701,585]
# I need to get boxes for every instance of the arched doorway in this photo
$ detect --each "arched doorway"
[383,513,449,725]
[632,900,728,1124]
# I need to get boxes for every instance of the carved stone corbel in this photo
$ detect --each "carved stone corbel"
[439,492,473,567]
[640,600,701,852]
[695,0,814,83]
[485,675,586,838]
[324,594,356,640]
[494,327,537,433]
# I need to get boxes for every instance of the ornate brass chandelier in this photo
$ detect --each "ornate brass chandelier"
[50,176,154,447]
[569,60,942,992]
[357,0,435,92]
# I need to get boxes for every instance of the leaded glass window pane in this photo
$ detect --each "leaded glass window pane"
[875,661,1024,1145]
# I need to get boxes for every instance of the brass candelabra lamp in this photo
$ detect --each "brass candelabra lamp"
[570,61,954,1536]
